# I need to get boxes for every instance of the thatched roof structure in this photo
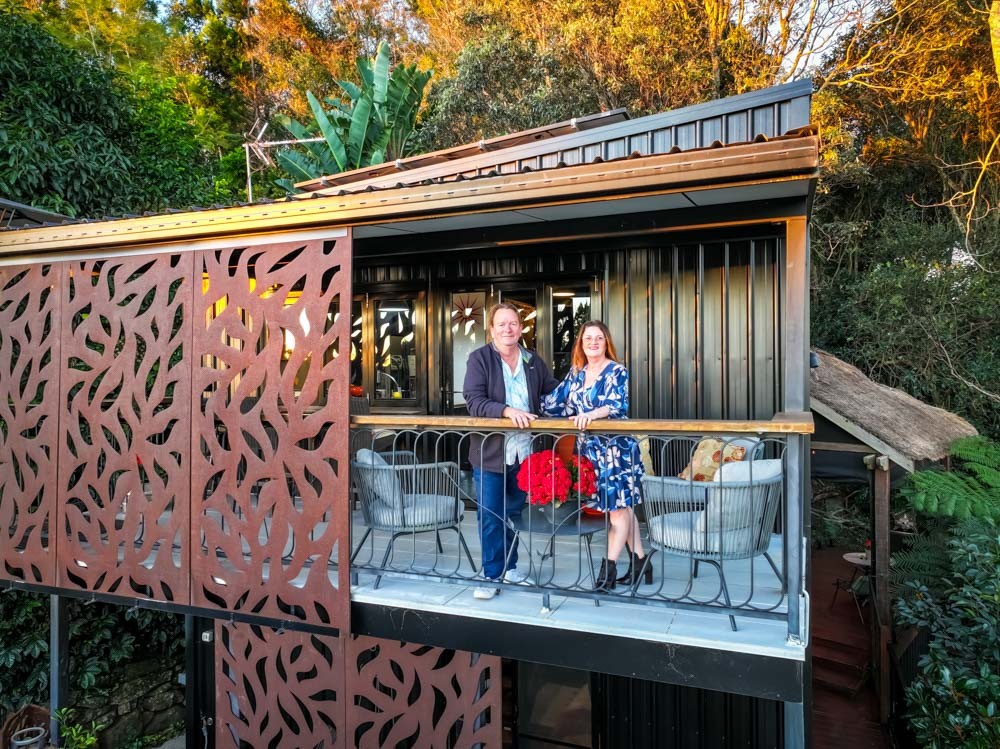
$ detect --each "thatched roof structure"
[810,350,978,472]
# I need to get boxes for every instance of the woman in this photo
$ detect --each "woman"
[542,321,651,590]
[463,302,560,600]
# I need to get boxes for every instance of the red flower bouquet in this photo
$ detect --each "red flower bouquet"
[517,451,597,507]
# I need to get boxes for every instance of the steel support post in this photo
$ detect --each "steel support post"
[49,594,69,747]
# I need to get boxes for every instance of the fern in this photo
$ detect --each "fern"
[889,518,987,594]
[901,436,1000,520]
[950,435,1000,470]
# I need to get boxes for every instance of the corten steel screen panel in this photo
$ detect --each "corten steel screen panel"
[191,239,351,628]
[213,622,504,749]
[0,264,61,585]
[215,621,345,748]
[347,635,503,748]
[57,254,194,602]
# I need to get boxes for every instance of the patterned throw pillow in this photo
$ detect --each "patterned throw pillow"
[677,438,747,481]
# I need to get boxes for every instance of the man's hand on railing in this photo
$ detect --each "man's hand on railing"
[502,407,537,429]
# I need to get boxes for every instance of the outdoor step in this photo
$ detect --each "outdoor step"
[813,660,869,697]
[813,636,869,674]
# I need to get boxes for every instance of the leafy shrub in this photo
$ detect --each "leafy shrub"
[0,590,183,720]
[54,708,105,749]
[896,528,1000,748]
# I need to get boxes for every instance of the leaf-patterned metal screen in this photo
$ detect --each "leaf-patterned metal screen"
[0,264,61,584]
[214,623,503,749]
[0,236,351,623]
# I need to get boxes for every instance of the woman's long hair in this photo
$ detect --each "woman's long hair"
[571,320,619,372]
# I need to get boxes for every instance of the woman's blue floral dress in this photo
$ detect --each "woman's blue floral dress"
[541,362,644,510]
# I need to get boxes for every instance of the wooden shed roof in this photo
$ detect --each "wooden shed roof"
[810,350,977,471]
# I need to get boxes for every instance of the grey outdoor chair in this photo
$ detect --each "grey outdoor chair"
[643,458,784,631]
[639,436,766,512]
[350,448,477,588]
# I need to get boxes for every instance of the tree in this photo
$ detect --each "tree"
[414,0,867,113]
[0,11,134,216]
[819,0,1000,253]
[0,11,226,216]
[414,28,601,151]
[275,42,431,189]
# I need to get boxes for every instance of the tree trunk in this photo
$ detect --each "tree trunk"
[991,1,1000,87]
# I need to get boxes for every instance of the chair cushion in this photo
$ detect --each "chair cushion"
[355,449,404,508]
[696,459,784,533]
[648,511,755,556]
[677,438,747,481]
[402,493,461,528]
[637,435,655,476]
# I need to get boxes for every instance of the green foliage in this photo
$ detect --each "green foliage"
[54,708,105,749]
[0,591,49,711]
[891,518,976,595]
[0,590,183,720]
[275,42,431,190]
[0,11,229,216]
[902,437,1000,521]
[0,11,133,216]
[124,66,229,210]
[413,28,601,152]
[896,529,1000,748]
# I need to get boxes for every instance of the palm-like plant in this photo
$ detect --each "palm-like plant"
[275,42,431,192]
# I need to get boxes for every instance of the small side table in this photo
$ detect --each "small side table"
[831,552,871,622]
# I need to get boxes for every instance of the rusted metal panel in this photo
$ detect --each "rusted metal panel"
[191,237,352,628]
[347,635,503,749]
[57,253,193,602]
[0,263,61,584]
[215,621,344,748]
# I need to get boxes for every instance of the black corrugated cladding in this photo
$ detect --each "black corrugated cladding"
[591,673,783,748]
[604,236,782,422]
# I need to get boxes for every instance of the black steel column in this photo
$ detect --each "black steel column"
[185,616,216,749]
[49,595,68,747]
[782,216,810,749]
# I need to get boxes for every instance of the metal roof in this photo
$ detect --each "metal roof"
[293,108,630,191]
[0,131,820,256]
[0,198,70,229]
[306,79,812,196]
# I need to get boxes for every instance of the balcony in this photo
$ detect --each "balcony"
[348,414,811,686]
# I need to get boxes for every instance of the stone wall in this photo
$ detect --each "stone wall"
[80,659,184,749]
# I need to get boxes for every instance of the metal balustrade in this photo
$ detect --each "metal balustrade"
[349,414,811,633]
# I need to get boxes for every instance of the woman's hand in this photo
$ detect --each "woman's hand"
[573,406,610,430]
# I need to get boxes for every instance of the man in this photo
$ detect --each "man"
[463,302,559,599]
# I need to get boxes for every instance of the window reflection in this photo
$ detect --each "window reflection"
[502,291,537,351]
[451,292,486,406]
[350,300,363,389]
[552,289,592,379]
[375,299,416,400]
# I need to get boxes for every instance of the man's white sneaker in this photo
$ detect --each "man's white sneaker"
[473,585,500,600]
[503,568,529,584]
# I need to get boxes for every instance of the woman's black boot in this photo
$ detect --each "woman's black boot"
[618,550,656,586]
[594,559,617,591]
[616,543,634,584]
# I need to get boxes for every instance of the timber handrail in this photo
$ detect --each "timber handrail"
[351,412,814,434]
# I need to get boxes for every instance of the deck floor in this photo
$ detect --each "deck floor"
[350,511,803,661]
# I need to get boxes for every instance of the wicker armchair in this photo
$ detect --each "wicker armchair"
[350,449,476,587]
[643,458,784,631]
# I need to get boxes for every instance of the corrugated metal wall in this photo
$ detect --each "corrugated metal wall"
[604,236,783,421]
[354,233,783,422]
[592,672,784,748]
